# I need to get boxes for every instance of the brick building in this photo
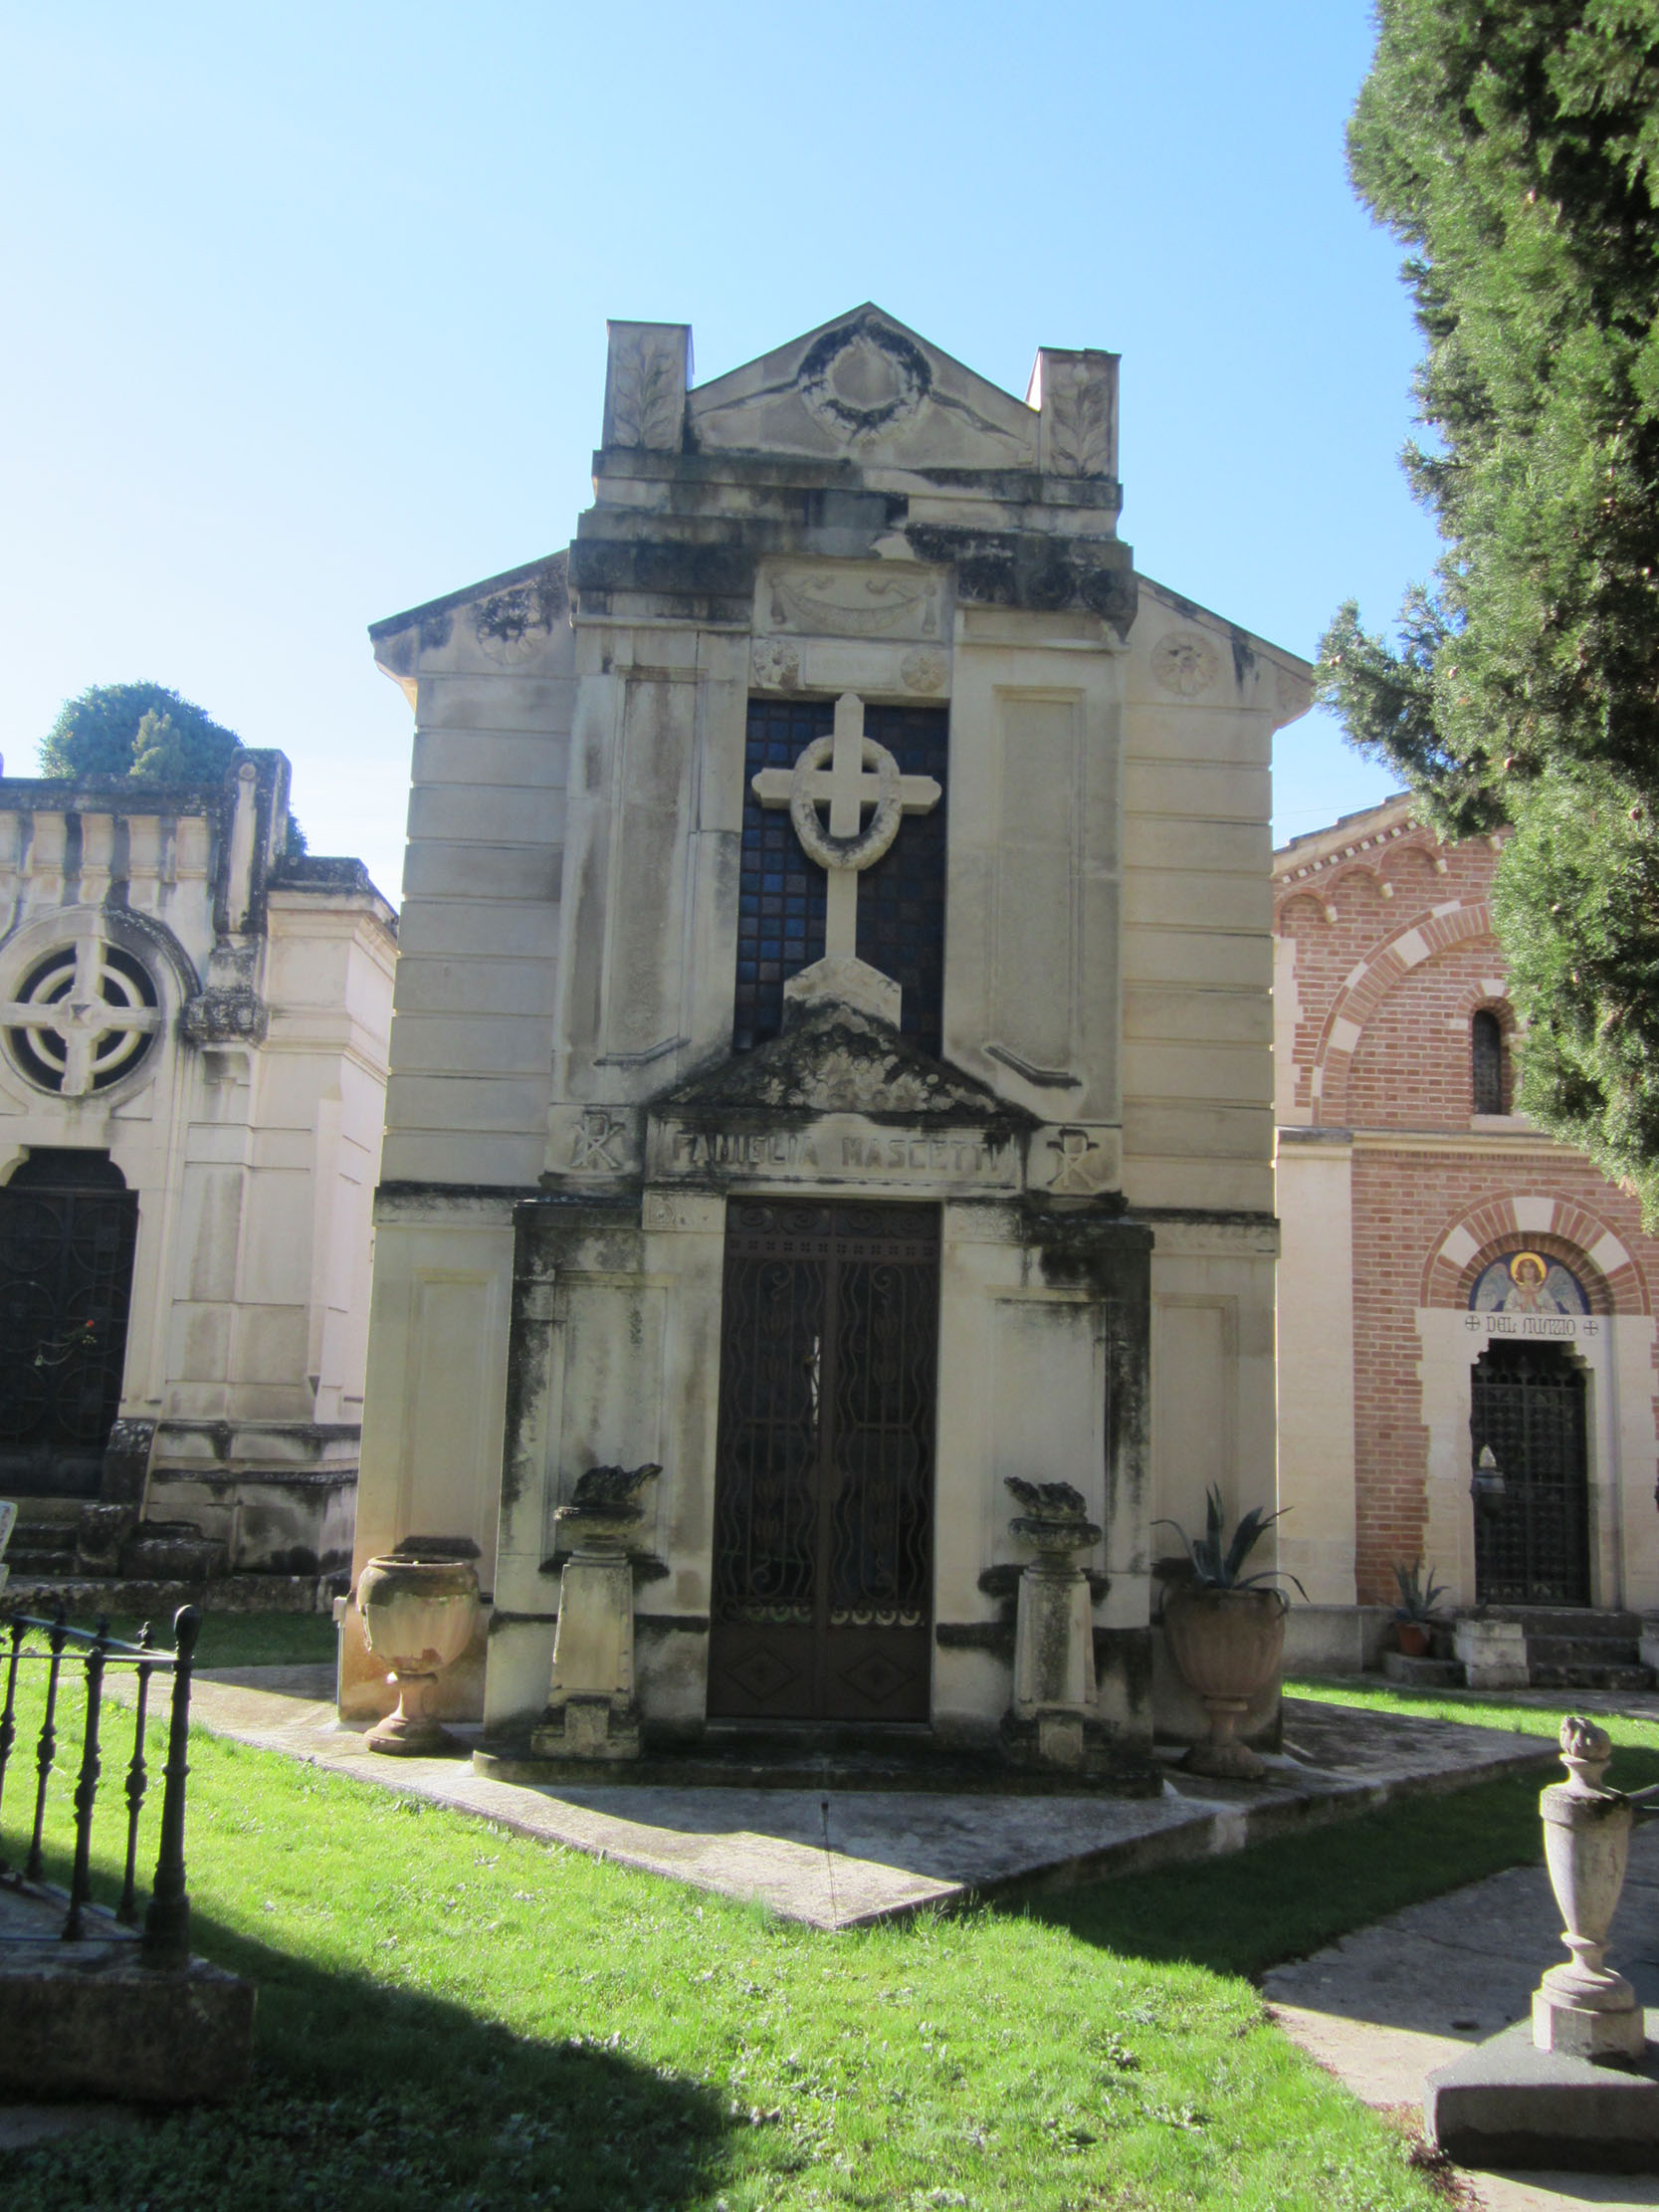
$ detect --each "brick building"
[1274,793,1659,1661]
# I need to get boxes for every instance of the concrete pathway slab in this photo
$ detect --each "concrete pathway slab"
[151,1669,1556,1929]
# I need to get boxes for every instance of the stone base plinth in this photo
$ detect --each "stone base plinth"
[1427,2015,1659,2170]
[1534,1982,1647,2063]
[530,1694,641,1761]
[0,1883,254,2104]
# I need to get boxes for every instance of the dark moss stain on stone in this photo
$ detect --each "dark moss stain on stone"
[1092,1625,1153,1713]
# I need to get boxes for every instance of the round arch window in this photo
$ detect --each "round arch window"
[4,939,161,1096]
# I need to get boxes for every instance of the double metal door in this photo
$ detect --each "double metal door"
[1471,1343,1590,1606]
[708,1202,938,1723]
[0,1155,137,1496]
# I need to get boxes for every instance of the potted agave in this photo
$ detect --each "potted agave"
[1154,1486,1304,1780]
[1391,1561,1450,1659]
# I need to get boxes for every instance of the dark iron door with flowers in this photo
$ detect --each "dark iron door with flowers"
[708,1201,938,1723]
[0,1150,137,1496]
[1471,1341,1590,1606]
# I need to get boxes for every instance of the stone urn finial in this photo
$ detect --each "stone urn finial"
[554,1462,662,1551]
[534,1463,663,1762]
[1533,1713,1645,2061]
[1001,1476,1104,1772]
[1005,1476,1102,1559]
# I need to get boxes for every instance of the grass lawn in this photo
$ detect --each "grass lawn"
[1,1607,338,1668]
[3,1661,1648,2211]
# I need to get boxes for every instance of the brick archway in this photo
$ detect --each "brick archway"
[1419,1194,1649,1316]
[1310,901,1494,1122]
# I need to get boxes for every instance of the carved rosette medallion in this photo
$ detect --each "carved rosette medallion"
[750,637,802,692]
[900,647,947,695]
[1275,665,1314,724]
[1151,627,1219,698]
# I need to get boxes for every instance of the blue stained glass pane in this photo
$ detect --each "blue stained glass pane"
[731,694,947,1057]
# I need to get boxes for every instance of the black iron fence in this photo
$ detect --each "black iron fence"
[0,1605,199,1962]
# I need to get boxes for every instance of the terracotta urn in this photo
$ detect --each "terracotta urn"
[356,1551,480,1755]
[1395,1622,1431,1659]
[1161,1583,1288,1780]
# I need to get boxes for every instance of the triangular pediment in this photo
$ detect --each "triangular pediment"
[661,1000,1035,1128]
[688,305,1039,473]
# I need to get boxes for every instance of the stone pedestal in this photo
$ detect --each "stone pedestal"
[1000,1480,1105,1774]
[1455,1616,1530,1690]
[531,1465,660,1762]
[1534,1716,1646,2062]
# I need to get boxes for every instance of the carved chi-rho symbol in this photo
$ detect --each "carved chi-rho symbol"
[749,692,941,961]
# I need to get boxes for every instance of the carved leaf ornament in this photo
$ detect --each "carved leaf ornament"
[609,340,683,448]
[1047,371,1113,476]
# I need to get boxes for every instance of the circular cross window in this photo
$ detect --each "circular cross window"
[4,939,161,1096]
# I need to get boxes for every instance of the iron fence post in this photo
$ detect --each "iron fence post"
[141,1605,199,1966]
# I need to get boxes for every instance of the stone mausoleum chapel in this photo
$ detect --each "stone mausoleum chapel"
[345,307,1310,1768]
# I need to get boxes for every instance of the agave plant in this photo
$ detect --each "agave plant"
[1153,1485,1307,1598]
[1391,1560,1451,1625]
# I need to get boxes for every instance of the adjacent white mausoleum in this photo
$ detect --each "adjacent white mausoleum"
[0,752,395,1594]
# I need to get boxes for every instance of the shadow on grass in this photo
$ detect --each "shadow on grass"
[999,1749,1659,1983]
[0,1902,739,2212]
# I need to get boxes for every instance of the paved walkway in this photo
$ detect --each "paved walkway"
[160,1665,1555,1929]
[1266,1781,1659,2209]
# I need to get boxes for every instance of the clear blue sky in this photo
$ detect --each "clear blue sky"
[3,2,1434,902]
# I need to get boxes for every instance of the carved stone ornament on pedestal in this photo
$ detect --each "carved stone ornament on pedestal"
[1533,1715,1648,2062]
[532,1464,662,1761]
[1001,1477,1107,1773]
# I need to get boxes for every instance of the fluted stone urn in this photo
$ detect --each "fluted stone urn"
[1161,1583,1288,1781]
[357,1547,481,1755]
[1001,1477,1105,1772]
[1534,1714,1646,2062]
[532,1463,661,1761]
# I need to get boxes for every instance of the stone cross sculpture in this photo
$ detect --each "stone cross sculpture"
[531,1462,662,1763]
[750,690,940,1025]
[1001,1476,1106,1773]
[1534,1713,1649,2061]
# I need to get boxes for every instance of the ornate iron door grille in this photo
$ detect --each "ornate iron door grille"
[708,1201,939,1723]
[0,1152,137,1497]
[1471,1343,1590,1606]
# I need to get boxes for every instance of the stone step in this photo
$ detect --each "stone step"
[1383,1652,1464,1688]
[1526,1662,1656,1691]
[1476,1606,1644,1638]
[1526,1633,1644,1663]
[0,1572,334,1619]
[6,1547,80,1577]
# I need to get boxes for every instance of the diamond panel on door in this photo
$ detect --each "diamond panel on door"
[708,1202,938,1722]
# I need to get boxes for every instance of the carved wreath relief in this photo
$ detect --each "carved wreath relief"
[1151,627,1220,698]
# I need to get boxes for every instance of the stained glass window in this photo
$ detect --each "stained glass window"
[733,697,948,1058]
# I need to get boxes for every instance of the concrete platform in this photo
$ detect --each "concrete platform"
[1426,2017,1659,2172]
[143,1667,1557,1930]
[0,1879,255,2102]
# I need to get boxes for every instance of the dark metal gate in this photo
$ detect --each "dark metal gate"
[0,1150,137,1497]
[1471,1342,1590,1606]
[708,1201,938,1723]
